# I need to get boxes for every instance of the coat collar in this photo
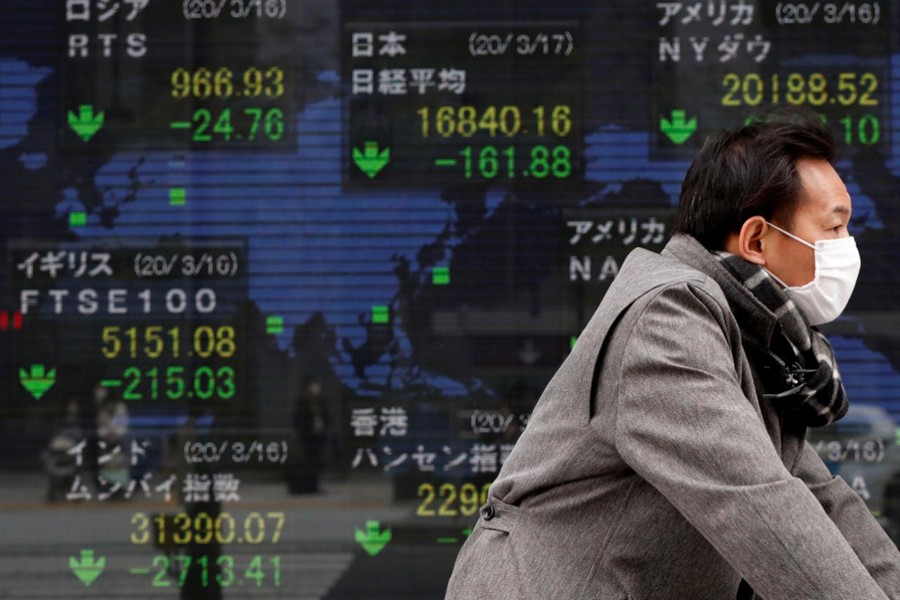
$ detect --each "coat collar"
[661,233,780,352]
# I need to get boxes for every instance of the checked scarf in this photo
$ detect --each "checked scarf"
[706,248,849,427]
[664,233,849,427]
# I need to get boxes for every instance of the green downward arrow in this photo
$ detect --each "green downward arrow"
[355,520,391,556]
[660,110,697,145]
[20,364,56,399]
[352,142,390,179]
[70,549,105,586]
[68,105,105,142]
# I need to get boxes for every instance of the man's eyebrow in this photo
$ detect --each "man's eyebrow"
[831,205,851,216]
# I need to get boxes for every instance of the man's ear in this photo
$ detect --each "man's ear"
[736,216,769,266]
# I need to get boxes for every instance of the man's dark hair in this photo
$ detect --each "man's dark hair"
[672,108,837,250]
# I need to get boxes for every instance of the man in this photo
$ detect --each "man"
[444,112,900,600]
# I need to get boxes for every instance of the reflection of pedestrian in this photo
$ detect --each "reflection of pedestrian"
[167,404,222,600]
[83,382,103,489]
[288,376,326,494]
[42,397,83,502]
[95,386,129,497]
[180,495,222,600]
[499,381,538,444]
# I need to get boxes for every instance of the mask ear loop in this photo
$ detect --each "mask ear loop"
[763,267,789,289]
[764,220,816,250]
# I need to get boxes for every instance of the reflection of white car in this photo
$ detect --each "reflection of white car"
[806,404,900,542]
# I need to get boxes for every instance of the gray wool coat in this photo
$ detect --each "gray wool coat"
[444,233,900,600]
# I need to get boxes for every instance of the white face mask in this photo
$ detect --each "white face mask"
[763,221,861,326]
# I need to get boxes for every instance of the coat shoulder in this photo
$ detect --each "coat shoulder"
[605,246,730,317]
